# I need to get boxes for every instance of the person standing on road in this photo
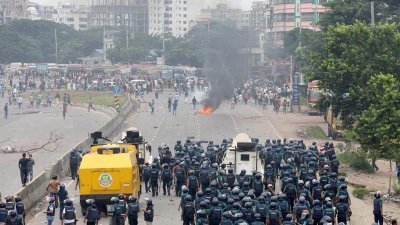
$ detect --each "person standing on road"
[143,199,154,225]
[67,93,72,106]
[172,99,178,116]
[84,199,100,225]
[192,96,198,110]
[17,96,22,109]
[62,199,76,225]
[46,175,60,208]
[4,103,8,119]
[150,163,160,197]
[57,184,69,221]
[55,92,60,105]
[43,196,56,225]
[142,162,151,193]
[149,100,155,115]
[0,202,8,224]
[5,210,23,225]
[127,196,140,225]
[88,97,95,112]
[373,191,384,225]
[27,153,35,182]
[14,196,25,225]
[161,164,172,196]
[18,153,29,187]
[69,149,81,180]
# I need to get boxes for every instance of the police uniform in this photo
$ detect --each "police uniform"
[85,206,100,225]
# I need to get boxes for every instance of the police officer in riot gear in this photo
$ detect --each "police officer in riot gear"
[127,196,140,225]
[69,149,81,180]
[111,197,123,225]
[161,164,173,196]
[84,199,100,225]
[14,196,25,225]
[175,163,187,196]
[142,162,151,193]
[0,202,8,224]
[181,195,195,225]
[150,163,160,197]
[5,210,23,225]
[62,199,76,225]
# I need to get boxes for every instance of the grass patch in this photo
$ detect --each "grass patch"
[393,181,400,195]
[65,91,127,108]
[306,126,327,139]
[353,186,375,199]
[337,151,375,173]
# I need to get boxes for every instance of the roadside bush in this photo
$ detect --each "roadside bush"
[337,150,375,173]
[393,181,400,195]
[353,187,373,199]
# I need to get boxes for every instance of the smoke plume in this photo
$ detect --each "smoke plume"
[194,22,248,111]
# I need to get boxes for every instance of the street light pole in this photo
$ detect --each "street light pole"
[55,29,58,63]
[371,1,375,27]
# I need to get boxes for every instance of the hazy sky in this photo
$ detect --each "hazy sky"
[31,0,254,10]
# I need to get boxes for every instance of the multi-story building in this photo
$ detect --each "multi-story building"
[199,3,243,29]
[34,4,56,20]
[0,0,29,24]
[149,0,198,37]
[89,0,148,34]
[53,4,89,31]
[250,1,267,31]
[266,0,330,47]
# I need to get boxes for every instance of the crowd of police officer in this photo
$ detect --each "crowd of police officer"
[140,138,351,225]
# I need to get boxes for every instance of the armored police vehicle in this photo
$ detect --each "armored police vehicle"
[78,129,150,215]
[222,133,262,176]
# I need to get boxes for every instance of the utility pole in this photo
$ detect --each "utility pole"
[55,29,58,63]
[371,1,375,27]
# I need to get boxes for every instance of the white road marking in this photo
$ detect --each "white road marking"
[149,106,166,145]
[226,107,240,133]
[66,180,74,187]
[248,105,283,140]
[196,115,201,141]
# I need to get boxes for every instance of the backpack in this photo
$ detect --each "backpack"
[278,201,289,215]
[184,203,195,220]
[128,203,139,216]
[373,199,381,214]
[268,210,279,224]
[114,204,122,216]
[188,176,197,190]
[323,208,335,220]
[150,169,158,182]
[285,184,296,197]
[256,203,268,217]
[143,167,151,177]
[175,168,185,181]
[199,170,209,183]
[210,207,222,222]
[312,186,322,200]
[253,180,263,192]
[313,206,323,219]
[162,170,171,180]
[336,203,347,217]
[226,173,235,186]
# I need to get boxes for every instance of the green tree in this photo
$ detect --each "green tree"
[352,74,400,162]
[306,22,400,128]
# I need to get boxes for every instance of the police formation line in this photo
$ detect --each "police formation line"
[140,139,361,225]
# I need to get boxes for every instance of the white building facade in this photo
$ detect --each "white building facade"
[53,4,89,31]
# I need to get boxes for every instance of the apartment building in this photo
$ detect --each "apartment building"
[89,0,148,34]
[0,0,28,24]
[149,0,203,37]
[267,0,330,46]
[53,4,89,30]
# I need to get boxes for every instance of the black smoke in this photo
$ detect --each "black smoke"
[187,22,248,111]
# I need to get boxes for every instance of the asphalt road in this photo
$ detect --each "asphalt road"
[0,97,111,195]
[25,90,374,225]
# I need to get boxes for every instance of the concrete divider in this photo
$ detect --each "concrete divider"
[14,98,135,212]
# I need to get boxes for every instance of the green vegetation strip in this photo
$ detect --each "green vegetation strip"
[306,126,327,140]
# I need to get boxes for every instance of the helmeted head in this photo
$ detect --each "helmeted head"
[185,195,193,202]
[269,202,277,210]
[128,196,137,203]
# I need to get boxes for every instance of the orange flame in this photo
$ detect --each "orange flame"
[199,106,213,115]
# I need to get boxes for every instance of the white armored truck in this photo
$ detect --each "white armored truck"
[222,133,263,175]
